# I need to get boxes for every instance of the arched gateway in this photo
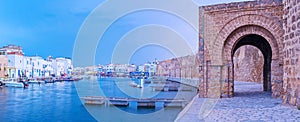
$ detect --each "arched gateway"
[198,0,284,98]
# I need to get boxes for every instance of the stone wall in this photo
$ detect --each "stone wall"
[156,55,200,79]
[233,46,264,83]
[283,0,300,106]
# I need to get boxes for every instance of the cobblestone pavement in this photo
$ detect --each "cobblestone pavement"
[175,81,300,122]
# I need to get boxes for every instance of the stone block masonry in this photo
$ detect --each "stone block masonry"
[283,0,300,106]
[157,0,300,107]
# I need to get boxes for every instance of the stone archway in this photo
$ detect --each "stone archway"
[221,25,283,98]
[232,34,272,92]
[198,1,284,98]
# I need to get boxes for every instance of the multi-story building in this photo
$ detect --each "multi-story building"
[0,55,8,78]
[0,45,73,78]
[137,65,145,72]
[54,57,73,76]
[102,64,136,76]
[144,62,157,76]
[0,45,24,78]
[30,56,46,77]
[127,64,136,73]
[114,64,137,76]
[23,56,33,78]
[104,64,115,75]
[42,59,53,77]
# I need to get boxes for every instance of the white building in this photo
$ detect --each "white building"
[104,64,115,74]
[42,59,53,77]
[144,63,157,76]
[30,56,46,78]
[137,65,145,72]
[54,57,73,76]
[0,45,73,78]
[23,56,33,78]
[103,64,137,76]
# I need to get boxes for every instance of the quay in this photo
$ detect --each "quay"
[81,96,187,108]
[149,84,196,92]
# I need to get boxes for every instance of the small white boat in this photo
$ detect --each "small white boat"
[28,79,44,84]
[3,79,25,88]
[129,82,142,88]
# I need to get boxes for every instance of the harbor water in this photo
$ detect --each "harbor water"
[0,78,197,122]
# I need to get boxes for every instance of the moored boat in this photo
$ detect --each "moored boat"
[28,79,44,84]
[45,79,55,83]
[3,78,27,88]
[129,82,142,88]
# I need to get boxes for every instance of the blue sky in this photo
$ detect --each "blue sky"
[0,0,247,66]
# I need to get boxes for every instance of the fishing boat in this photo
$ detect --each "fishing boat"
[0,80,4,86]
[28,79,44,84]
[45,79,55,83]
[129,82,142,88]
[3,78,26,88]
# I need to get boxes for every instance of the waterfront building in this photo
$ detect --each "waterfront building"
[104,64,115,76]
[42,59,54,77]
[144,62,157,76]
[84,66,97,75]
[0,55,8,78]
[29,56,46,77]
[127,64,136,73]
[53,57,73,76]
[23,56,33,78]
[96,65,105,76]
[102,64,136,77]
[0,45,73,78]
[115,64,136,77]
[0,45,25,78]
[137,65,145,72]
[156,59,172,77]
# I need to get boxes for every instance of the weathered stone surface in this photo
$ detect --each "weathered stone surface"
[283,0,300,106]
[200,0,284,98]
[156,55,200,79]
[176,81,300,122]
[233,46,264,83]
[157,0,300,107]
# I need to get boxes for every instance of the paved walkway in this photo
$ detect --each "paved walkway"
[175,81,300,122]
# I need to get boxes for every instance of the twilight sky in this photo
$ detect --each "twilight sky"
[0,0,247,66]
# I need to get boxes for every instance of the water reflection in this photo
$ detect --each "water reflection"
[0,78,197,122]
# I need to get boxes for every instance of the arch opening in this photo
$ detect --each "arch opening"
[232,34,272,93]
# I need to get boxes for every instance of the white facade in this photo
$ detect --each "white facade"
[0,45,73,78]
[104,64,115,73]
[42,59,53,77]
[7,54,24,78]
[54,58,73,76]
[23,56,33,78]
[144,63,157,76]
[137,66,145,72]
[30,56,45,77]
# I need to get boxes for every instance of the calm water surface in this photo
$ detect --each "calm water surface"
[0,78,197,122]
